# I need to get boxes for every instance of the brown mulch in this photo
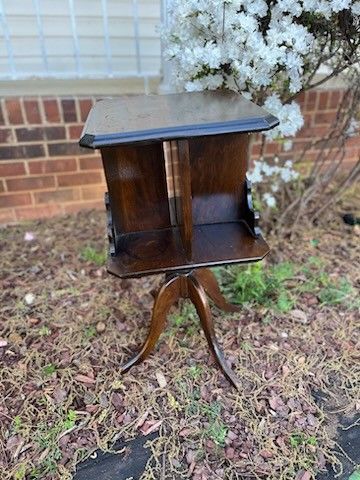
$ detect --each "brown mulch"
[0,203,359,480]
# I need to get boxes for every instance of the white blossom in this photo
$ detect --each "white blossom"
[264,95,304,139]
[165,0,355,139]
[263,193,277,208]
[345,118,360,137]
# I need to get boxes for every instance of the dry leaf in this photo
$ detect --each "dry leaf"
[141,420,162,435]
[135,410,149,429]
[74,374,96,384]
[291,309,308,324]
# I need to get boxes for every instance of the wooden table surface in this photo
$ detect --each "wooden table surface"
[80,90,278,148]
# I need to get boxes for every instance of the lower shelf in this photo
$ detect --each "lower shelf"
[108,221,270,278]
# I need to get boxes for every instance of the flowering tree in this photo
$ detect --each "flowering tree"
[164,1,360,223]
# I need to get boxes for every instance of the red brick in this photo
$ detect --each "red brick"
[0,180,4,193]
[0,128,13,143]
[0,144,45,160]
[68,124,84,140]
[302,113,313,128]
[63,200,104,214]
[48,142,84,156]
[43,99,61,123]
[0,208,16,224]
[298,125,329,139]
[0,162,26,177]
[318,91,329,110]
[345,137,360,148]
[314,112,336,125]
[81,185,105,200]
[296,91,306,106]
[28,158,77,174]
[79,155,102,170]
[16,126,66,142]
[61,99,77,122]
[45,126,66,140]
[57,171,102,187]
[305,90,318,111]
[7,176,55,192]
[0,193,32,208]
[79,99,93,122]
[6,99,24,124]
[251,144,261,156]
[328,90,341,109]
[15,204,63,221]
[291,140,311,151]
[16,127,43,142]
[24,99,42,124]
[264,142,280,154]
[34,188,80,204]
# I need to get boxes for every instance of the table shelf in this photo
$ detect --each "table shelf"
[108,221,270,278]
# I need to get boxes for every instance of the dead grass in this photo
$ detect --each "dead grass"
[0,197,359,480]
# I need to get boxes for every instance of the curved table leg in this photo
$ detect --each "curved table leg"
[187,274,240,390]
[121,275,181,373]
[194,268,240,313]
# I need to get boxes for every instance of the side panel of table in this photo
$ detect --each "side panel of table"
[101,143,171,236]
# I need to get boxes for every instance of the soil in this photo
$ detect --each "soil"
[0,197,359,480]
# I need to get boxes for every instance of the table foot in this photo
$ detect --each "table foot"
[120,269,241,389]
[194,268,240,313]
[120,275,181,373]
[187,274,241,390]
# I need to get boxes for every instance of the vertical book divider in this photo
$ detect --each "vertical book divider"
[168,139,193,260]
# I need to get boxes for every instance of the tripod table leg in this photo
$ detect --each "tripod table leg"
[194,268,240,313]
[187,274,240,390]
[120,275,181,373]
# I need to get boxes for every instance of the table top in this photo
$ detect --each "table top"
[80,91,279,148]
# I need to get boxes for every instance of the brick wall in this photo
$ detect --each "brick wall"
[0,89,359,225]
[0,96,103,224]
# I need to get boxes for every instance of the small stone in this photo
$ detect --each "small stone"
[0,339,8,348]
[24,293,35,305]
[155,371,167,388]
[28,318,40,325]
[225,447,235,459]
[24,232,35,241]
[291,309,308,324]
[259,449,273,459]
[96,322,106,333]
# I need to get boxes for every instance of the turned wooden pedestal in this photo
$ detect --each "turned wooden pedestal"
[121,268,241,388]
[80,91,278,388]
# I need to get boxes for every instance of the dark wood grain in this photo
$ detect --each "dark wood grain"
[194,268,240,312]
[119,269,241,389]
[241,178,261,237]
[80,91,279,148]
[188,133,248,224]
[101,143,170,235]
[108,221,269,279]
[177,139,192,259]
[188,274,240,389]
[121,274,181,373]
[78,91,278,389]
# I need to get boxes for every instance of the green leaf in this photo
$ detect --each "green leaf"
[42,364,56,377]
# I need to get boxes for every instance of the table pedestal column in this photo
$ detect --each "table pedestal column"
[121,268,241,389]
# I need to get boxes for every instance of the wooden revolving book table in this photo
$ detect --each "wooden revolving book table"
[80,91,279,388]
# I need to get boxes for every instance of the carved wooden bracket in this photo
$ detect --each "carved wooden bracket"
[243,178,260,238]
[104,191,116,256]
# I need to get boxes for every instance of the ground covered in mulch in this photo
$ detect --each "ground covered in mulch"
[0,196,359,480]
